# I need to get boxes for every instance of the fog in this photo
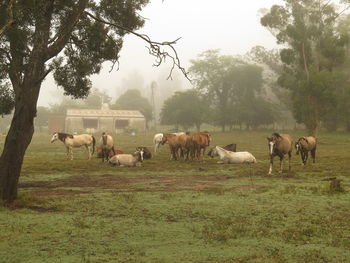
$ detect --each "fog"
[38,0,283,107]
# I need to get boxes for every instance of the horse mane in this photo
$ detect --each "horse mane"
[272,133,282,139]
[57,132,73,141]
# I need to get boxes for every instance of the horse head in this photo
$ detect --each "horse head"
[267,133,281,156]
[133,148,144,162]
[207,146,218,158]
[50,132,59,143]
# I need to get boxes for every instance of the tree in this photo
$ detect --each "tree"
[190,50,270,131]
[261,0,350,135]
[84,88,111,109]
[112,89,153,125]
[0,85,14,118]
[0,0,187,203]
[160,89,207,131]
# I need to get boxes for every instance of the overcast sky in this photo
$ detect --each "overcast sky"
[38,0,283,106]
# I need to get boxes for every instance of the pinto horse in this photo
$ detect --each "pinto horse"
[267,133,293,175]
[51,132,95,160]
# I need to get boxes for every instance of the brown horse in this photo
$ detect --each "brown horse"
[161,133,180,160]
[191,132,211,160]
[97,146,123,159]
[295,136,317,165]
[267,133,293,175]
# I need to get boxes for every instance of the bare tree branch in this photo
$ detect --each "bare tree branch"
[84,11,191,82]
[0,0,15,39]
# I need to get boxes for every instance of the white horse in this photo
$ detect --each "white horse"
[208,146,257,164]
[153,132,186,153]
[108,149,144,167]
[51,132,95,160]
[99,132,115,162]
[153,133,163,153]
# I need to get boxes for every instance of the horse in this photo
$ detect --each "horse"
[191,132,211,160]
[153,132,186,154]
[50,132,95,160]
[136,146,152,160]
[161,133,181,160]
[295,136,317,165]
[153,133,163,154]
[207,143,237,157]
[99,132,115,162]
[108,148,144,167]
[267,133,293,175]
[208,146,256,164]
[97,147,123,159]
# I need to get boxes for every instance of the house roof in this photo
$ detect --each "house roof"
[66,109,145,118]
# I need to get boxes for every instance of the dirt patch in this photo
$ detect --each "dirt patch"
[19,174,233,195]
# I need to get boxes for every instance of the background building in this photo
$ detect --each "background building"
[48,104,146,134]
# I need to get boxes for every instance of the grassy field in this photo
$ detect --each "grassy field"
[0,130,350,263]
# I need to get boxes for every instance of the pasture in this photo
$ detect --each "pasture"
[0,131,350,263]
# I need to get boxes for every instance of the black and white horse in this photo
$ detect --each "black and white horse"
[51,132,95,160]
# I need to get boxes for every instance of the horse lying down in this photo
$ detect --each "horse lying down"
[208,146,256,164]
[108,148,144,167]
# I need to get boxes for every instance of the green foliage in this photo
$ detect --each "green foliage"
[160,89,207,130]
[261,0,350,134]
[112,89,152,122]
[190,50,277,131]
[0,84,14,117]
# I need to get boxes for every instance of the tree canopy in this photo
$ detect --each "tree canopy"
[160,89,207,131]
[189,49,276,131]
[261,0,350,135]
[112,89,153,124]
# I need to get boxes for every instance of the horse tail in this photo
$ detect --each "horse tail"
[91,135,96,155]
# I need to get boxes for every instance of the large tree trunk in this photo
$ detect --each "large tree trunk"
[0,87,38,203]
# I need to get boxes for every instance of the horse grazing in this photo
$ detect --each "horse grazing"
[207,143,237,156]
[99,132,115,162]
[108,149,144,167]
[267,133,293,175]
[136,147,152,160]
[295,136,317,165]
[51,132,95,160]
[208,146,256,164]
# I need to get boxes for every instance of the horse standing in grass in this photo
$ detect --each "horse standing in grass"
[295,136,317,165]
[191,132,211,160]
[161,133,180,160]
[267,133,293,175]
[153,133,163,154]
[99,132,115,162]
[50,132,95,160]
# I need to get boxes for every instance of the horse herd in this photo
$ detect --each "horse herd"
[50,131,317,174]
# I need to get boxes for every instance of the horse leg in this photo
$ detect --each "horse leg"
[85,145,91,160]
[66,146,70,160]
[268,156,273,175]
[304,151,309,165]
[279,155,284,173]
[70,147,73,160]
[311,148,316,163]
[288,151,291,171]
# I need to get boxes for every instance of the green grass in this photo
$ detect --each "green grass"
[0,131,350,263]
